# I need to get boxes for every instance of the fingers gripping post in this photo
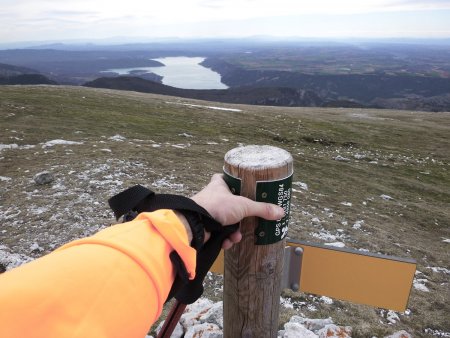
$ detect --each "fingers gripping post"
[223,145,293,338]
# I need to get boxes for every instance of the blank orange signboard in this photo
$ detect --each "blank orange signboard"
[210,239,416,312]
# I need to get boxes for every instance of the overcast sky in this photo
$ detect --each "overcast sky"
[1,0,450,43]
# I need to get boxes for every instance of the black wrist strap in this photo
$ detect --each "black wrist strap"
[108,184,237,304]
[108,184,222,232]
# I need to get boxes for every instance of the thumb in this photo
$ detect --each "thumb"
[242,198,285,220]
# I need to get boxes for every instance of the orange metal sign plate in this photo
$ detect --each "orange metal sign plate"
[210,239,416,312]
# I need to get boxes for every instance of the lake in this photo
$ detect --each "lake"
[104,56,228,90]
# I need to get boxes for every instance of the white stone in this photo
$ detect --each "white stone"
[280,322,318,338]
[386,310,400,324]
[155,321,183,338]
[180,298,214,329]
[317,324,352,338]
[184,323,222,338]
[199,301,223,328]
[384,329,413,338]
[29,243,44,253]
[302,318,334,332]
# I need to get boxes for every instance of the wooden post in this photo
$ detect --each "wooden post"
[223,145,293,338]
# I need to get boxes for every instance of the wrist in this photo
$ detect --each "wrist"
[174,211,193,243]
[174,211,209,251]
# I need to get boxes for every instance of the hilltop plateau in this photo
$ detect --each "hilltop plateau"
[0,85,449,337]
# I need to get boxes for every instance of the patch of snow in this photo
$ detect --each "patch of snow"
[30,207,48,215]
[20,144,36,150]
[42,139,83,148]
[423,328,450,337]
[413,278,430,292]
[426,266,450,275]
[442,238,450,243]
[108,134,126,141]
[280,296,295,309]
[310,230,336,241]
[341,202,352,207]
[0,143,19,151]
[0,245,33,270]
[352,220,364,230]
[334,155,350,162]
[307,304,318,312]
[0,176,12,181]
[293,181,309,191]
[178,133,193,138]
[99,148,112,152]
[324,242,345,248]
[320,296,333,305]
[152,178,184,191]
[380,194,394,201]
[171,143,191,149]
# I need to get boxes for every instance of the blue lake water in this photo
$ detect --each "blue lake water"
[104,56,228,90]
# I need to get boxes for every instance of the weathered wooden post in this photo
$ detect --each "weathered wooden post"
[223,145,293,338]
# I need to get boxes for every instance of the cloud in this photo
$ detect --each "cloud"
[1,0,450,42]
[380,0,450,11]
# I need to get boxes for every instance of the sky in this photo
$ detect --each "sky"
[1,0,450,44]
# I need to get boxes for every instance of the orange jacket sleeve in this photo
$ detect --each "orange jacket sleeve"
[0,209,196,338]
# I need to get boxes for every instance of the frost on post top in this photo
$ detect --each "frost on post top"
[224,145,293,170]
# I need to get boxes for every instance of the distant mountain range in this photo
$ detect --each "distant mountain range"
[0,63,56,85]
[1,42,450,111]
[83,76,360,108]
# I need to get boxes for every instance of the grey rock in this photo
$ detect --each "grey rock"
[200,301,223,328]
[34,171,54,185]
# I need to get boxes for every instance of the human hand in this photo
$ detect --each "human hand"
[191,174,285,249]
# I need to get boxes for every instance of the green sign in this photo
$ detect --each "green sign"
[223,170,292,246]
[255,174,292,245]
[223,170,241,195]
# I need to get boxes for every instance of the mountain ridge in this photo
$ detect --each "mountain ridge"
[83,76,365,108]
